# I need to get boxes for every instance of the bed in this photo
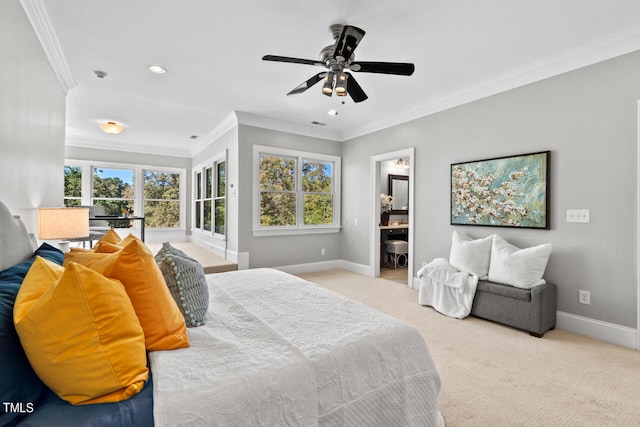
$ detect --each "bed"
[151,268,443,426]
[1,201,443,426]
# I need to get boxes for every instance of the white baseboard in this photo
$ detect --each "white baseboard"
[276,260,342,275]
[234,251,250,270]
[337,260,371,276]
[188,234,249,269]
[274,259,370,276]
[556,311,638,350]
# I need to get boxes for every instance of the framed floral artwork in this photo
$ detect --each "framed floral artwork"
[450,151,550,229]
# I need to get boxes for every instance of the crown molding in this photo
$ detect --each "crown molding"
[66,136,192,158]
[235,111,342,142]
[20,0,76,94]
[189,111,239,158]
[342,25,640,142]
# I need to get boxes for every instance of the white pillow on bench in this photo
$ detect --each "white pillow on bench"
[488,235,551,289]
[449,231,494,280]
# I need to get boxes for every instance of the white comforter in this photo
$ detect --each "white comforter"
[150,268,443,427]
[417,258,479,319]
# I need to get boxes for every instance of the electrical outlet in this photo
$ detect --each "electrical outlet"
[321,248,326,256]
[579,290,591,305]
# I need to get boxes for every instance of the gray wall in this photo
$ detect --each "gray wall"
[237,124,343,268]
[0,0,66,231]
[341,50,640,328]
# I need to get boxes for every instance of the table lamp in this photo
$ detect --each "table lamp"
[38,207,89,252]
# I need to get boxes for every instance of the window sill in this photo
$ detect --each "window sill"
[252,225,341,237]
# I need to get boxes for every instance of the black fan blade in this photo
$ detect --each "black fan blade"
[350,61,415,76]
[262,55,323,67]
[333,25,365,63]
[345,72,368,103]
[287,72,327,96]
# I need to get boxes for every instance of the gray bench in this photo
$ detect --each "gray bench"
[471,280,557,337]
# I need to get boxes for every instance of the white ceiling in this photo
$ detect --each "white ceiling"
[25,0,640,157]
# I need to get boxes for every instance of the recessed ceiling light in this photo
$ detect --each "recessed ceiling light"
[148,64,167,74]
[327,110,338,116]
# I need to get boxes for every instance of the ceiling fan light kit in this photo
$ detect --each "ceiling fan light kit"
[263,24,415,103]
[322,72,335,94]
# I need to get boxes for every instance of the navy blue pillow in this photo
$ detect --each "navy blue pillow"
[0,243,63,425]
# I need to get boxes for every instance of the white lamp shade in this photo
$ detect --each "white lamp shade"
[38,208,89,240]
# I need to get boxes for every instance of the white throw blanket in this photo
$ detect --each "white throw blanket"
[417,258,479,319]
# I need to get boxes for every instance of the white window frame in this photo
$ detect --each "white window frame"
[252,144,341,237]
[193,150,227,239]
[64,160,186,230]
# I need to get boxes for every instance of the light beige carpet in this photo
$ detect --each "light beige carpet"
[145,241,237,274]
[297,269,640,427]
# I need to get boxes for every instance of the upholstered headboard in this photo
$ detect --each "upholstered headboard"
[0,201,37,271]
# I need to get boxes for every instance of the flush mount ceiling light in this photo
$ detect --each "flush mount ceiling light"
[99,121,124,134]
[327,109,338,116]
[148,64,167,74]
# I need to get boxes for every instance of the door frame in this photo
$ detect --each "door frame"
[370,147,415,286]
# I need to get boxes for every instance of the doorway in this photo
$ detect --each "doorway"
[370,148,415,287]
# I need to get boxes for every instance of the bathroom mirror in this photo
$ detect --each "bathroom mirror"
[388,174,409,214]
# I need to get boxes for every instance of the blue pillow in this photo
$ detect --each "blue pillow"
[0,243,63,283]
[0,243,63,425]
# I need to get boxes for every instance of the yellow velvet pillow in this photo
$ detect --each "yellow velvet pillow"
[93,240,123,253]
[65,239,189,351]
[64,249,110,265]
[99,228,122,245]
[118,233,141,248]
[14,257,148,405]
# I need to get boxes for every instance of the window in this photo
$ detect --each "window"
[302,160,333,225]
[193,153,226,237]
[64,166,82,207]
[253,145,340,236]
[93,167,135,217]
[64,161,185,229]
[214,161,226,235]
[194,171,202,229]
[143,170,180,228]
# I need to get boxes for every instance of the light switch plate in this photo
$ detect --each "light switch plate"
[567,209,590,223]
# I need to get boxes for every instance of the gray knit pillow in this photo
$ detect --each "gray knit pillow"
[154,242,197,264]
[157,251,209,327]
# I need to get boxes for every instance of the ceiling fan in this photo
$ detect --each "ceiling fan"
[262,24,415,103]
